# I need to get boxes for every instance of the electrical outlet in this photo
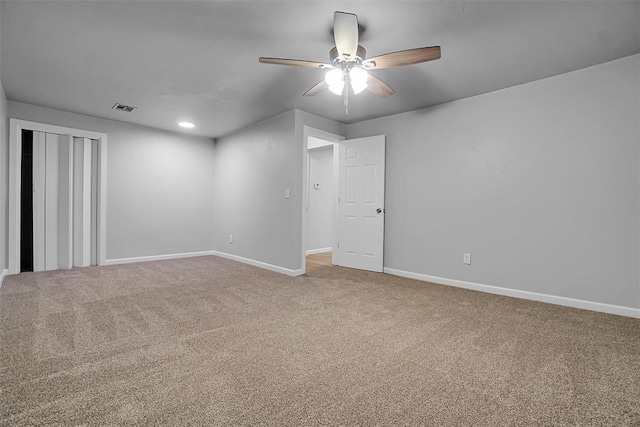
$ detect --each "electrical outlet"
[463,253,471,265]
[229,235,233,244]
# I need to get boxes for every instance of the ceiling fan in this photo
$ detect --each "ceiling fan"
[259,11,441,112]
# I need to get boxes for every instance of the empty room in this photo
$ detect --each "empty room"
[1,1,639,425]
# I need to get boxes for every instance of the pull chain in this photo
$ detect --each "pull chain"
[344,73,349,115]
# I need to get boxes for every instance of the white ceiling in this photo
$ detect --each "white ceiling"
[1,1,639,138]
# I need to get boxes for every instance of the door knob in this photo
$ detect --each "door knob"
[376,208,384,214]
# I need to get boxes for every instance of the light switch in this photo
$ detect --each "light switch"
[314,182,320,189]
[285,188,290,199]
[463,253,471,265]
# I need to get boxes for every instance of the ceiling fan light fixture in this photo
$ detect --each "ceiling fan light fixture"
[350,67,369,94]
[325,68,345,95]
[328,81,345,96]
[259,11,442,104]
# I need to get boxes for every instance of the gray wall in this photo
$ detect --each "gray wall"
[0,82,9,273]
[307,145,333,252]
[347,54,640,309]
[212,110,297,268]
[0,3,7,275]
[0,83,7,275]
[212,109,345,271]
[8,101,216,260]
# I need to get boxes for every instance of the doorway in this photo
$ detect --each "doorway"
[306,141,335,272]
[301,127,343,274]
[17,130,98,272]
[8,119,108,275]
[301,127,386,275]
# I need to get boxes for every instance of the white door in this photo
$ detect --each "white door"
[31,131,73,272]
[73,137,96,268]
[44,132,60,271]
[337,135,385,272]
[29,132,93,272]
[32,132,46,271]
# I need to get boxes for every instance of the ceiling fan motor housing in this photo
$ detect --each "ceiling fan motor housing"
[330,45,367,68]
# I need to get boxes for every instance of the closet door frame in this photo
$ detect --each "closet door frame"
[8,118,108,275]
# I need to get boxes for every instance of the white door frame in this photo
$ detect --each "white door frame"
[301,126,344,274]
[8,118,108,275]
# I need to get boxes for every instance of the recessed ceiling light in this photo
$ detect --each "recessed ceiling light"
[178,121,195,128]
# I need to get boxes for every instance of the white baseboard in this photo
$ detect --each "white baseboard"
[306,247,332,256]
[105,250,303,277]
[384,267,640,319]
[0,269,8,289]
[104,250,217,266]
[209,250,304,277]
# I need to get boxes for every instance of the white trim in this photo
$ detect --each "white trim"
[306,247,332,256]
[10,120,106,139]
[209,250,304,277]
[308,136,334,150]
[384,267,640,319]
[0,269,8,288]
[8,118,108,274]
[97,133,107,268]
[104,250,304,277]
[103,250,216,266]
[8,121,21,274]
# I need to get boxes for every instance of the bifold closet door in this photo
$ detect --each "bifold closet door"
[24,131,97,272]
[73,137,97,268]
[32,132,46,271]
[58,135,73,269]
[91,139,98,266]
[44,132,59,270]
[31,131,73,272]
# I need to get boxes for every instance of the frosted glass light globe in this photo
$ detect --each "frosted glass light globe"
[350,67,369,94]
[325,68,345,95]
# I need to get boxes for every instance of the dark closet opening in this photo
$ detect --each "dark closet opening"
[20,129,34,272]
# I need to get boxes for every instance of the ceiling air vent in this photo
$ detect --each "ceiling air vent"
[112,103,137,113]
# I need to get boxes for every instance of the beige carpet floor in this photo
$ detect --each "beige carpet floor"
[1,256,639,426]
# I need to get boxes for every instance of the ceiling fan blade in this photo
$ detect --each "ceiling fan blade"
[366,75,395,98]
[333,11,359,58]
[363,46,441,69]
[259,57,331,69]
[303,80,329,97]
